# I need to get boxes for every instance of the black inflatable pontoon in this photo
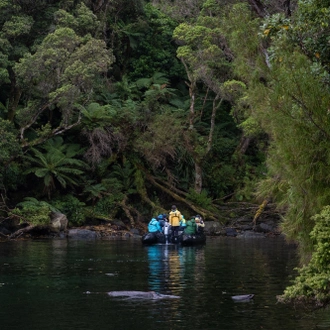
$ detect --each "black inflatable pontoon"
[141,231,206,246]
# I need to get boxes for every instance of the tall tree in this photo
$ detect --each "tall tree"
[173,1,239,193]
[0,0,64,121]
[13,4,114,147]
[220,0,330,261]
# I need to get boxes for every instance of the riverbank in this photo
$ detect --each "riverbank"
[0,211,282,241]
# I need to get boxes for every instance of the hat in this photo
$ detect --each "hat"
[171,205,176,209]
[158,214,163,220]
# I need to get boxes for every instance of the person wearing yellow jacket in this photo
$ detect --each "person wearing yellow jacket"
[168,205,182,236]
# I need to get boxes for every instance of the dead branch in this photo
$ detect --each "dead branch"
[9,225,38,239]
[152,175,187,198]
[144,172,218,221]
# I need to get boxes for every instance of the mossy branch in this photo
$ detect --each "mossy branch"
[144,172,219,221]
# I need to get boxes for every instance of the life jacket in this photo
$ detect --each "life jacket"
[169,211,181,226]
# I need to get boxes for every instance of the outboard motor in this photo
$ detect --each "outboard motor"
[164,223,171,244]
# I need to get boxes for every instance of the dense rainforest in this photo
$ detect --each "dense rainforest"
[1,0,330,307]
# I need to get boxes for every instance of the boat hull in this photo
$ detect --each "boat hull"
[141,231,206,246]
[181,233,206,246]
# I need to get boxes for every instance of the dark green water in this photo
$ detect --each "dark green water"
[0,237,329,330]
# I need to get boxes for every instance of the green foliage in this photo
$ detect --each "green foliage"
[126,3,184,80]
[220,3,263,83]
[14,21,114,144]
[259,49,330,252]
[221,0,330,262]
[0,0,61,96]
[134,109,183,168]
[0,161,23,192]
[261,13,290,41]
[2,14,34,39]
[290,0,330,69]
[0,0,275,233]
[54,3,99,36]
[0,119,21,165]
[11,197,57,226]
[92,194,124,220]
[237,117,263,137]
[15,26,113,97]
[24,137,88,197]
[80,102,122,166]
[173,17,232,82]
[110,162,137,194]
[186,188,213,209]
[280,206,330,306]
[81,103,117,130]
[51,195,86,226]
[83,182,107,204]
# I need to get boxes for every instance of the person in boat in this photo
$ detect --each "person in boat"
[157,214,165,228]
[179,215,187,231]
[148,216,162,234]
[184,216,197,235]
[195,214,205,233]
[168,205,182,236]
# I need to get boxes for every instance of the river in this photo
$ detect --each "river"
[0,236,329,329]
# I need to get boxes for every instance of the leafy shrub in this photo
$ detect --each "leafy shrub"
[279,206,330,307]
[10,197,57,226]
[51,195,86,226]
[92,194,124,220]
[186,188,212,210]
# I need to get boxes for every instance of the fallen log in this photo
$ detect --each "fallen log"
[9,225,50,239]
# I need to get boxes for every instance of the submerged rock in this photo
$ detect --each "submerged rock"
[67,229,99,239]
[107,291,180,299]
[231,294,254,302]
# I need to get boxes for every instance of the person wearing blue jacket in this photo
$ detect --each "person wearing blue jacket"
[148,217,162,233]
[179,215,187,229]
[157,214,165,228]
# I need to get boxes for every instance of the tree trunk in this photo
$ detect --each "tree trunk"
[7,69,21,122]
[247,0,266,18]
[194,161,203,194]
[119,196,135,228]
[181,59,197,128]
[207,97,221,153]
[235,135,252,158]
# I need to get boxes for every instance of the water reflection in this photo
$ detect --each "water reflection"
[146,244,205,296]
[0,238,329,330]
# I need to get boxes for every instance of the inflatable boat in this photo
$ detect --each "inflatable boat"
[141,231,206,246]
